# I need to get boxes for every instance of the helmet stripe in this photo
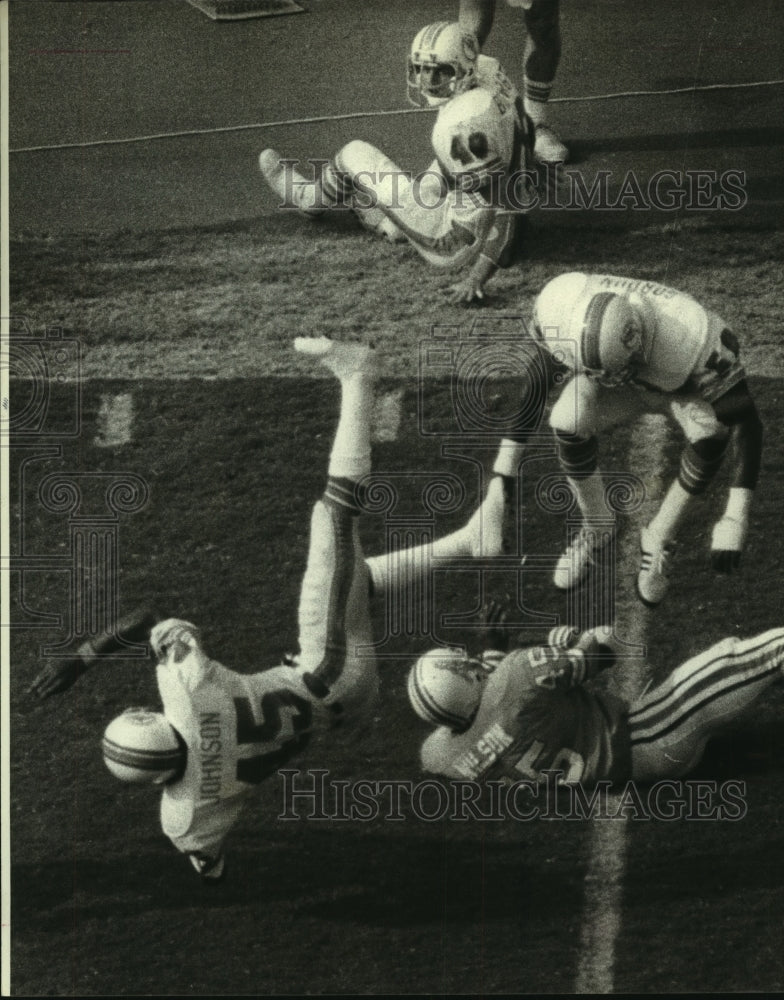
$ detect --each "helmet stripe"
[422,21,449,52]
[409,669,469,729]
[102,737,182,771]
[581,293,617,372]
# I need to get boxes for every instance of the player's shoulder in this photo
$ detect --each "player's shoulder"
[420,725,460,775]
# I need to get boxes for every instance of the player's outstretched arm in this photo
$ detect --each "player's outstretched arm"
[27,606,162,700]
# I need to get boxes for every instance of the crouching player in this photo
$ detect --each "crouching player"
[408,620,784,788]
[258,21,537,304]
[531,271,764,604]
[29,337,384,881]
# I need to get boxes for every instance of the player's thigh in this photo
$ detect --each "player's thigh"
[335,140,418,215]
[549,375,641,436]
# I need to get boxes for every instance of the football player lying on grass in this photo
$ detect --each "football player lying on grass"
[409,603,784,788]
[259,21,545,305]
[29,338,537,881]
[530,271,764,605]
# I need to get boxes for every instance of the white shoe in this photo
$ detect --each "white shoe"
[534,124,569,164]
[294,337,374,379]
[259,147,324,217]
[637,525,676,606]
[553,523,614,590]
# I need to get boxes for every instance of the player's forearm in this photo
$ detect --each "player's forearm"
[729,407,763,491]
[28,606,161,699]
[468,253,498,292]
[459,0,495,45]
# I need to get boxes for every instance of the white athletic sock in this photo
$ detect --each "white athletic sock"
[328,373,374,481]
[647,480,691,543]
[571,471,614,525]
[492,438,526,478]
[366,475,508,595]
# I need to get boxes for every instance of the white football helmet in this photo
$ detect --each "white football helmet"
[431,87,513,190]
[407,648,488,732]
[407,21,479,108]
[533,275,645,386]
[102,708,185,785]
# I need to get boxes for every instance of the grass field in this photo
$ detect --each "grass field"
[8,193,784,994]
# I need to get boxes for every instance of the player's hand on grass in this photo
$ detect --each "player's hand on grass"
[445,276,486,305]
[710,516,747,573]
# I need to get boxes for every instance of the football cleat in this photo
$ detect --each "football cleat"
[553,523,615,590]
[294,337,375,380]
[533,124,570,164]
[637,525,676,606]
[258,148,324,217]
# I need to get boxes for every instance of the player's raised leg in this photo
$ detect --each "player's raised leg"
[629,628,784,781]
[293,338,379,718]
[364,436,526,600]
[259,148,351,217]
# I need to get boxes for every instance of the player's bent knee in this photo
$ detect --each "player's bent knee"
[336,140,389,177]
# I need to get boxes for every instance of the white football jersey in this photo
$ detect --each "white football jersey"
[156,635,331,858]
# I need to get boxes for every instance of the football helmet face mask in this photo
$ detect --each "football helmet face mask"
[407,648,489,732]
[102,707,185,785]
[407,21,479,108]
[431,87,512,190]
[534,288,645,387]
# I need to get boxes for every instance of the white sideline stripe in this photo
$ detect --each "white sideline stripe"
[372,389,403,443]
[94,392,134,447]
[574,413,670,995]
[9,78,784,154]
